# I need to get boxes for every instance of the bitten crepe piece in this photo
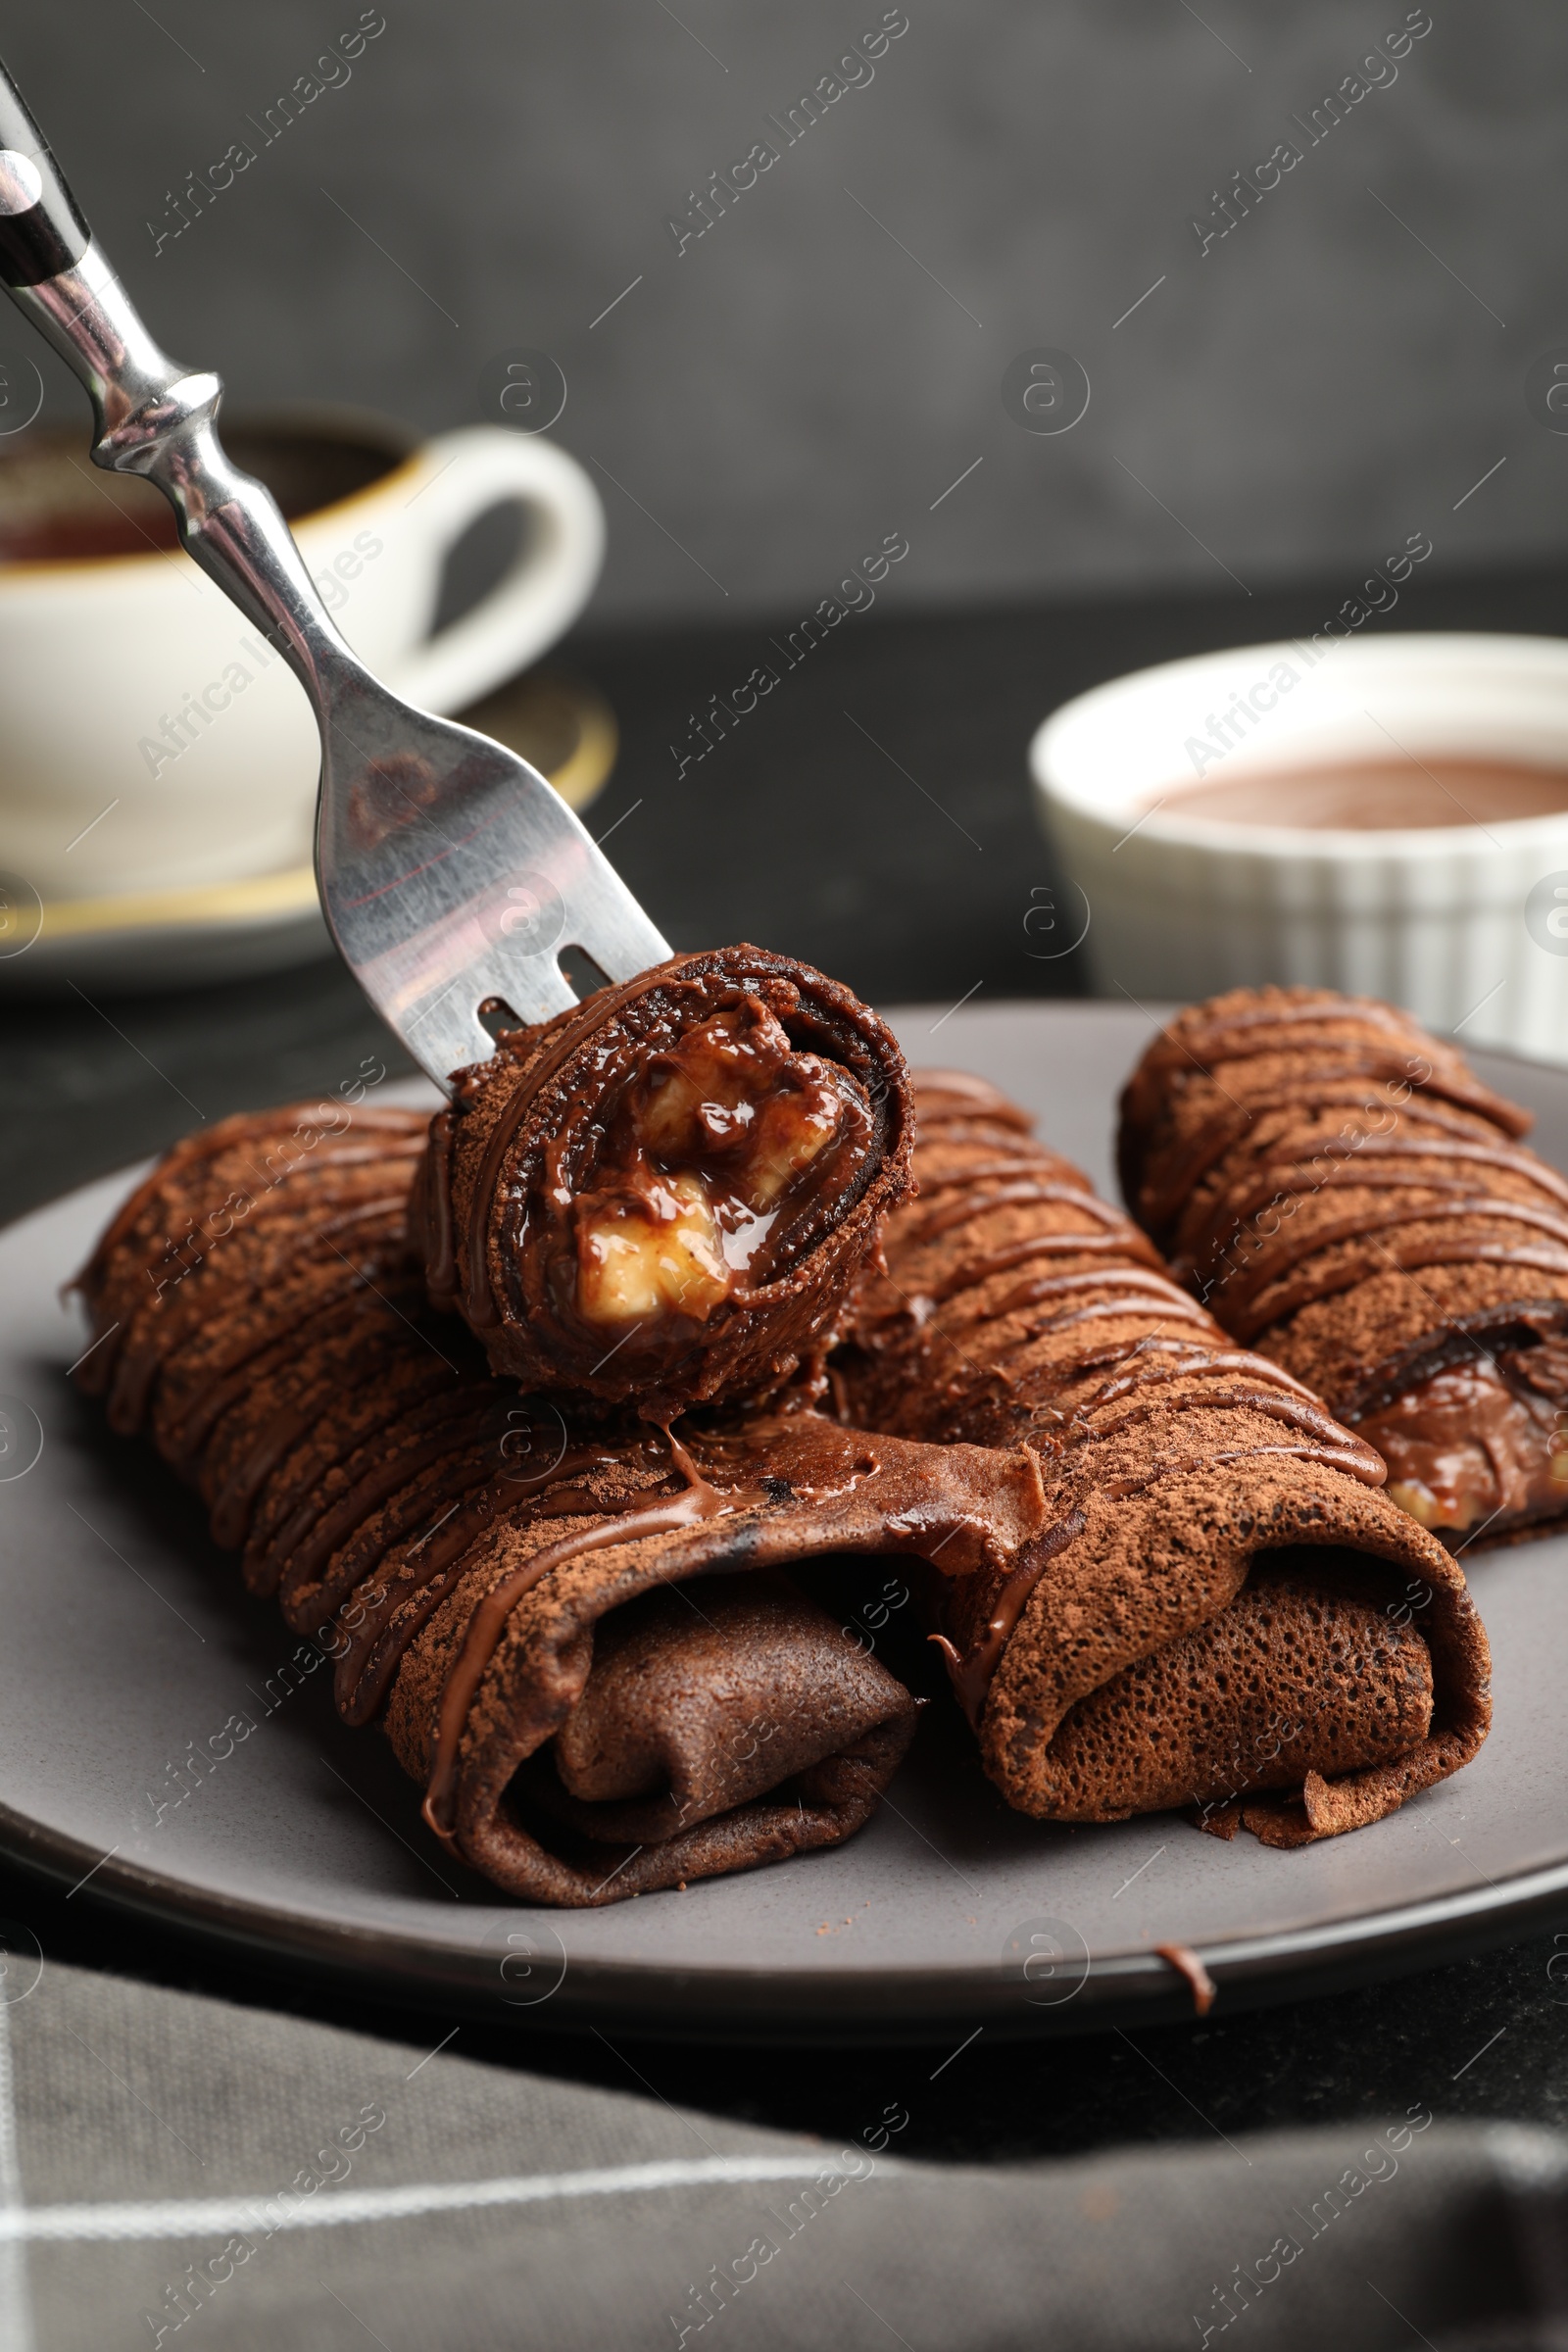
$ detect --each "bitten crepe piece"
[1119,986,1568,1546]
[833,1069,1490,1846]
[73,1103,1044,1905]
[411,945,913,1417]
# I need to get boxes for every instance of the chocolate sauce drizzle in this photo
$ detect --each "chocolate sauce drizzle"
[1129,1064,1532,1245]
[848,1074,1387,1722]
[333,1437,668,1725]
[457,976,647,1330]
[1122,991,1568,1355]
[419,1428,775,1841]
[1155,1941,1216,2015]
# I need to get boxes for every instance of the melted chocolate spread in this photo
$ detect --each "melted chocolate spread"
[560,998,871,1328]
[1353,1346,1568,1539]
[1164,756,1568,833]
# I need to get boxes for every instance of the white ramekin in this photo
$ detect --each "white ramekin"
[1030,632,1568,1060]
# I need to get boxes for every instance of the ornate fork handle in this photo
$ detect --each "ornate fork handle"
[0,71,359,721]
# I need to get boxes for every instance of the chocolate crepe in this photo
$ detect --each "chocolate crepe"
[1119,986,1568,1546]
[832,1069,1491,1845]
[74,1102,1045,1904]
[411,945,913,1416]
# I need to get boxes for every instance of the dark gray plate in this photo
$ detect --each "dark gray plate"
[3,1004,1567,2041]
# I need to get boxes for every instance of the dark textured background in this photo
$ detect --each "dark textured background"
[4,0,1565,625]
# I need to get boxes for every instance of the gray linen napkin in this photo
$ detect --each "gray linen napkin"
[1,1958,1564,2352]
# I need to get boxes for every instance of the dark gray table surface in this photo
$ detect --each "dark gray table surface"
[4,561,1568,2167]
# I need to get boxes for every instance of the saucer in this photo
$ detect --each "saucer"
[0,669,618,996]
[455,665,617,815]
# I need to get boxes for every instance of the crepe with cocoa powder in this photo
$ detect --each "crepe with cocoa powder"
[73,1102,1044,1904]
[1119,986,1568,1547]
[411,945,912,1417]
[832,1069,1491,1845]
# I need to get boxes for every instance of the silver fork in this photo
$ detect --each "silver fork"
[0,60,669,1087]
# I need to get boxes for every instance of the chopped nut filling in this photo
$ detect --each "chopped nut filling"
[570,999,868,1329]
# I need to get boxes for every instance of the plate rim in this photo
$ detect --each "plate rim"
[3,1791,1567,2042]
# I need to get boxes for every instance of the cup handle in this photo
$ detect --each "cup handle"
[384,426,605,713]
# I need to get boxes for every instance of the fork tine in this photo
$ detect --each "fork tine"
[318,703,669,1088]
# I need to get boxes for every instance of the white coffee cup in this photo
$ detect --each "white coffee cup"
[0,412,605,899]
[1031,632,1568,1061]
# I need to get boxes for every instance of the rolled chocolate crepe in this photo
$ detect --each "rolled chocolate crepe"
[833,1069,1490,1845]
[74,1103,1044,1904]
[410,945,912,1416]
[1120,986,1568,1546]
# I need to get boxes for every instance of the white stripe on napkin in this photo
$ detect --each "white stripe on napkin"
[0,2150,885,2245]
[0,2001,35,2349]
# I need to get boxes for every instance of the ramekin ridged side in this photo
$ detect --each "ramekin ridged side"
[1031,634,1568,1059]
